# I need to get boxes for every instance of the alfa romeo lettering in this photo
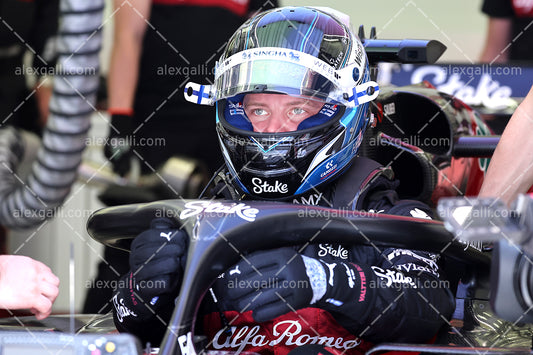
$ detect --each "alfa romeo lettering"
[252,177,289,194]
[212,320,361,352]
[180,201,259,222]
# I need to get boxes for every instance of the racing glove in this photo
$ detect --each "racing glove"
[114,217,188,321]
[104,112,134,176]
[225,247,372,322]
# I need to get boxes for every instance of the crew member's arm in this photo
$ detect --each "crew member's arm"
[105,0,151,175]
[479,0,515,63]
[108,0,150,111]
[479,17,511,63]
[0,255,60,319]
[479,86,533,204]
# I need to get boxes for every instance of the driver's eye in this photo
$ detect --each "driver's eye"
[253,108,268,116]
[291,107,306,115]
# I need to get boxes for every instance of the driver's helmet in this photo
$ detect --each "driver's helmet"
[184,6,379,200]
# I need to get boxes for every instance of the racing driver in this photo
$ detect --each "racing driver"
[111,6,455,354]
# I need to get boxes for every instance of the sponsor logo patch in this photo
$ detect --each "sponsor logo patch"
[180,201,259,222]
[371,266,417,288]
[212,320,361,352]
[112,294,137,322]
[318,244,349,259]
[251,177,289,194]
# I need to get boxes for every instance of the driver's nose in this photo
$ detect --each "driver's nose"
[262,114,297,133]
[262,116,283,133]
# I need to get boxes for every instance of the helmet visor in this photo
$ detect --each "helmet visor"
[216,56,336,104]
[213,47,378,108]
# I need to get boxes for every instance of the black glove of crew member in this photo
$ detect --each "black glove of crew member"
[104,113,134,176]
[126,217,188,318]
[225,247,372,323]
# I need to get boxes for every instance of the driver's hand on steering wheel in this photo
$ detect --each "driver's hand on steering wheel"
[128,217,188,316]
[225,247,371,322]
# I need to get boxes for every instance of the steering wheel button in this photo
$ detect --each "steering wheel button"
[105,341,116,353]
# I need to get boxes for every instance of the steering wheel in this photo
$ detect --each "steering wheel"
[87,199,490,355]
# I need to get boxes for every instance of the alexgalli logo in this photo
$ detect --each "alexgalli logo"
[179,201,259,222]
[156,64,214,77]
[15,63,96,76]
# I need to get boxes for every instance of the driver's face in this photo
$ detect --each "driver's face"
[243,94,323,133]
